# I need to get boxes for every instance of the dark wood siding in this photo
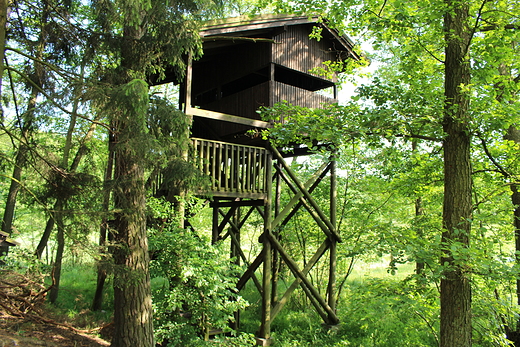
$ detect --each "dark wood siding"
[272,81,336,110]
[200,81,335,122]
[202,80,270,120]
[192,42,271,98]
[272,25,338,82]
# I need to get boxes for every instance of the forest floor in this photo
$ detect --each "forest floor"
[0,313,110,346]
[0,269,111,346]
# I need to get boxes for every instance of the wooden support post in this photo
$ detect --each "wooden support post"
[277,167,337,242]
[237,251,264,292]
[272,162,330,229]
[272,161,329,229]
[327,154,338,324]
[231,204,241,331]
[218,205,238,240]
[258,152,273,343]
[272,161,282,306]
[232,206,240,264]
[212,198,219,244]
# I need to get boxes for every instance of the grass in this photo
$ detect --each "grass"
[47,258,435,346]
[49,264,113,328]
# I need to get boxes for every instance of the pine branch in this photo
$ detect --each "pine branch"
[5,47,82,81]
[4,66,110,130]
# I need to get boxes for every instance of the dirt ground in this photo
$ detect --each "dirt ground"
[0,270,112,346]
[0,314,110,347]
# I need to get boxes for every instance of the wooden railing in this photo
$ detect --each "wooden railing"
[192,138,270,199]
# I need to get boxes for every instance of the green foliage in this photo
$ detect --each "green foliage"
[148,197,248,346]
[258,101,361,149]
[341,278,439,347]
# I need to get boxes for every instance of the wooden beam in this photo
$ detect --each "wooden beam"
[237,251,264,292]
[276,163,330,231]
[259,152,273,340]
[327,154,338,322]
[277,166,337,242]
[187,107,272,129]
[217,206,238,240]
[202,36,276,43]
[272,161,330,229]
[267,232,339,324]
[271,145,342,243]
[225,216,263,293]
[212,198,220,244]
[210,199,264,208]
[270,239,330,322]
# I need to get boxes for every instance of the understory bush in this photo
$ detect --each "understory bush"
[148,197,250,346]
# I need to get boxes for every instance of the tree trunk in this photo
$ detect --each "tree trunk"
[92,136,115,311]
[415,196,425,275]
[412,141,425,275]
[440,1,473,346]
[0,0,7,112]
[110,21,154,346]
[502,126,520,345]
[1,148,26,256]
[111,126,154,347]
[2,2,48,256]
[35,99,97,259]
[49,204,64,303]
[0,0,6,253]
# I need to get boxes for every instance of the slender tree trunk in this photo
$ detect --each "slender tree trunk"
[502,126,520,345]
[47,111,99,299]
[2,2,48,256]
[92,136,115,311]
[35,115,98,259]
[411,141,425,275]
[0,0,6,91]
[415,196,425,274]
[440,1,473,346]
[1,148,26,256]
[49,203,64,303]
[0,0,8,259]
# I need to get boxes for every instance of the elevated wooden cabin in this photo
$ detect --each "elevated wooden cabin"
[164,14,361,203]
[155,14,360,345]
[181,14,359,148]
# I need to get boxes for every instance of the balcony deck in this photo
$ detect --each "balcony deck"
[192,138,270,200]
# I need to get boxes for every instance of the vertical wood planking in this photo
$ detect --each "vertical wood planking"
[191,138,268,196]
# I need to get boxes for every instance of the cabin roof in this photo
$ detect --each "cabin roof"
[201,14,361,61]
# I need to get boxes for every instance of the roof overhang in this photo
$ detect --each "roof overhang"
[201,14,361,62]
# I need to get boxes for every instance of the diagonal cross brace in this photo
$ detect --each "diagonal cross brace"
[267,232,339,325]
[272,160,330,229]
[270,146,341,243]
[270,239,330,322]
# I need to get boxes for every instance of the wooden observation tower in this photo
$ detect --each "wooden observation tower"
[158,14,360,345]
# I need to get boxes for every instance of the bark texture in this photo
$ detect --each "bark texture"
[111,132,154,347]
[440,1,473,346]
[110,22,154,347]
